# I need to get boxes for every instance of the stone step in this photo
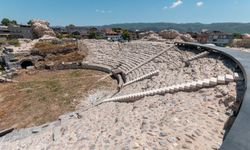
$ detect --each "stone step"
[124,70,160,87]
[125,45,175,75]
[102,73,240,103]
[185,51,210,62]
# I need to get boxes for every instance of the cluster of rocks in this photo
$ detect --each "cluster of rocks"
[139,31,165,42]
[231,38,250,49]
[31,20,56,39]
[140,29,196,43]
[0,39,244,150]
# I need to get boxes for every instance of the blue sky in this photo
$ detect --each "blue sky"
[0,0,249,26]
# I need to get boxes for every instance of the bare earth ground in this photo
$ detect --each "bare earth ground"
[0,69,117,130]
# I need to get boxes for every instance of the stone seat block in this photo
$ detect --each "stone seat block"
[209,78,218,86]
[173,85,179,91]
[158,88,166,94]
[217,75,226,84]
[162,87,170,93]
[190,82,197,89]
[178,84,185,91]
[183,83,190,90]
[169,86,175,93]
[225,74,234,82]
[196,80,203,88]
[202,79,210,87]
[234,73,240,80]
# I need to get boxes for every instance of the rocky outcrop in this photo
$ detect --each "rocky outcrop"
[31,20,56,38]
[159,29,180,39]
[139,31,165,42]
[140,30,196,43]
[159,29,196,42]
[180,34,196,42]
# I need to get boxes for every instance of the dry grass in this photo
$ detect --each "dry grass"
[0,69,116,130]
[46,51,86,62]
[32,41,87,64]
[33,41,79,55]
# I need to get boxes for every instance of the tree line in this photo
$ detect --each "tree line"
[1,18,32,26]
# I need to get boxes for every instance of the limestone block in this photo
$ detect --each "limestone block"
[178,84,185,91]
[183,83,190,90]
[169,86,175,93]
[158,88,166,94]
[202,79,210,87]
[209,78,217,86]
[233,73,240,81]
[224,74,234,82]
[217,75,226,84]
[173,85,179,92]
[190,82,197,89]
[196,80,203,88]
[162,87,170,93]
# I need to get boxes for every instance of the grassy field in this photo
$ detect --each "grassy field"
[0,69,116,130]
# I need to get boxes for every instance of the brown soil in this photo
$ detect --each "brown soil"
[46,51,86,62]
[33,41,78,54]
[0,69,116,130]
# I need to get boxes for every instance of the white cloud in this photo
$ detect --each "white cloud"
[163,6,168,10]
[196,1,204,7]
[96,9,112,14]
[170,0,183,9]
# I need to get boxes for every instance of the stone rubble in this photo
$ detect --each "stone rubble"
[31,19,56,38]
[140,29,196,43]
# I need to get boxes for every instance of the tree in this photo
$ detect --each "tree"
[27,20,32,25]
[1,18,11,26]
[233,33,242,39]
[11,20,17,25]
[67,24,75,28]
[122,30,131,41]
[1,18,17,26]
[88,32,101,39]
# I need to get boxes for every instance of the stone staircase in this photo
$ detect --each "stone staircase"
[185,51,210,62]
[102,73,240,103]
[123,70,160,87]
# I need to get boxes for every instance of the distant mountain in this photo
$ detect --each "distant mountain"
[100,22,250,34]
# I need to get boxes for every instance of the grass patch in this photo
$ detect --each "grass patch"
[32,41,86,63]
[44,80,61,92]
[8,39,20,46]
[0,39,20,46]
[47,51,85,62]
[33,41,78,54]
[69,70,82,77]
[0,69,116,130]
